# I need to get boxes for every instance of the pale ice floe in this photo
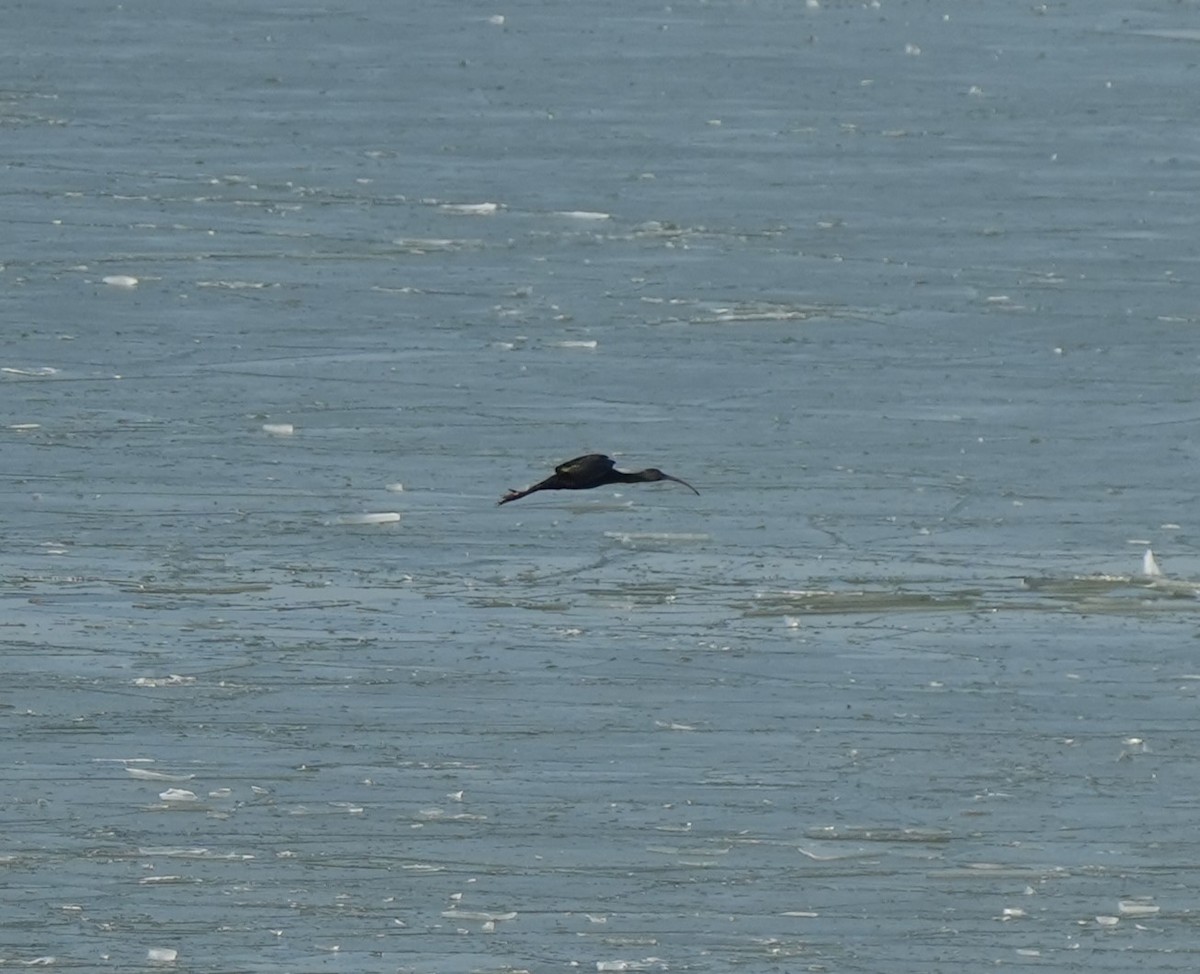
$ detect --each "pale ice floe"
[440,909,517,922]
[335,512,401,525]
[552,210,611,220]
[2,366,59,376]
[438,201,500,215]
[125,767,195,782]
[261,423,295,436]
[1141,548,1162,577]
[132,675,196,688]
[158,788,201,803]
[147,947,178,963]
[1117,897,1160,916]
[1133,28,1200,41]
[654,720,697,731]
[102,274,139,288]
[391,237,479,253]
[604,532,709,543]
[413,806,487,822]
[1136,548,1200,595]
[196,280,273,289]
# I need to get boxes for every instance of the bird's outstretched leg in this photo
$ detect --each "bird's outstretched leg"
[497,475,557,506]
[498,485,539,506]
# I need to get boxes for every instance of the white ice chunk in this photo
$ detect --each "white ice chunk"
[1142,548,1162,576]
[103,275,139,288]
[440,909,517,922]
[126,768,195,782]
[336,512,401,525]
[441,202,499,215]
[132,675,196,687]
[158,788,200,803]
[262,423,295,436]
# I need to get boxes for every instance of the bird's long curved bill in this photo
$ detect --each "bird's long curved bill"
[662,473,700,495]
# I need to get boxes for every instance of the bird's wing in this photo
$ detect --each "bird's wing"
[556,454,613,476]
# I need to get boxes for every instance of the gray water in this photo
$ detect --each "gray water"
[5,1,1200,971]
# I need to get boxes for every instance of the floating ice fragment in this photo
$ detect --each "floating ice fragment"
[1095,915,1119,926]
[385,482,405,492]
[440,202,499,215]
[132,675,196,687]
[1142,549,1162,577]
[103,275,139,288]
[554,340,598,349]
[126,767,195,782]
[9,423,41,430]
[487,14,505,25]
[554,210,610,220]
[2,366,59,376]
[336,512,401,525]
[1118,897,1159,916]
[158,788,200,803]
[603,531,710,543]
[138,847,208,857]
[440,909,517,922]
[654,720,696,731]
[262,423,295,436]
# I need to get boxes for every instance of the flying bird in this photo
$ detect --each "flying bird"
[498,453,700,506]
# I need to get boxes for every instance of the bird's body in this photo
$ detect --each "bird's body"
[498,453,699,506]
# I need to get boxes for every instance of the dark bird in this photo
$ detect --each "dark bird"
[498,453,700,506]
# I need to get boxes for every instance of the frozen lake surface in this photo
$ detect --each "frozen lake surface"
[5,2,1200,970]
